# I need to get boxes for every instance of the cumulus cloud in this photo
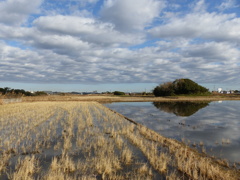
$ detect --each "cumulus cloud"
[0,0,239,87]
[0,42,46,81]
[100,0,165,32]
[33,15,144,47]
[149,12,240,43]
[49,0,99,7]
[182,42,240,62]
[0,0,42,25]
[0,36,239,85]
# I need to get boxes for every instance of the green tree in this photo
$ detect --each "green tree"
[0,87,11,94]
[153,82,175,96]
[153,79,209,96]
[173,79,209,95]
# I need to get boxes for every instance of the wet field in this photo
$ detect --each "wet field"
[0,101,239,179]
[105,101,240,165]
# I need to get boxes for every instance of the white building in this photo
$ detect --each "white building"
[217,88,222,93]
[222,91,230,94]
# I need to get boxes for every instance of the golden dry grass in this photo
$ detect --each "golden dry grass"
[135,123,240,180]
[20,94,240,103]
[10,156,39,180]
[0,101,239,179]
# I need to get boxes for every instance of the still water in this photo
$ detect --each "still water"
[105,101,240,164]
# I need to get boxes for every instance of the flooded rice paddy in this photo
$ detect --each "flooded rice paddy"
[0,101,182,179]
[105,101,240,165]
[0,101,239,179]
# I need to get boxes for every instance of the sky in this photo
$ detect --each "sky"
[0,0,240,92]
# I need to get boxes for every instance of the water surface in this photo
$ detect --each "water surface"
[105,101,240,164]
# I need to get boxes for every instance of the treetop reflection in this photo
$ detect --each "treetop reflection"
[153,102,210,116]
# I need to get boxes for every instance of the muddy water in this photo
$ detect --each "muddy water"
[105,101,240,164]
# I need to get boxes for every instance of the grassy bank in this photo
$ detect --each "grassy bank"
[19,94,240,103]
[0,102,239,179]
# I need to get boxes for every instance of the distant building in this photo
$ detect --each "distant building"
[222,91,230,94]
[217,88,222,93]
[82,91,100,95]
[92,90,98,94]
[44,91,54,95]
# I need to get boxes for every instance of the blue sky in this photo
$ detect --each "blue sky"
[0,0,240,92]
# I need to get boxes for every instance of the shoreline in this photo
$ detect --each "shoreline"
[20,94,240,103]
[108,106,240,179]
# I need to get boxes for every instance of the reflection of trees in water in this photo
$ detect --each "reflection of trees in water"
[153,102,210,116]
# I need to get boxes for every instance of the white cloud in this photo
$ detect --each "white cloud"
[218,0,237,11]
[33,15,145,47]
[192,0,207,13]
[0,24,32,40]
[31,34,91,57]
[149,12,240,43]
[0,42,47,81]
[34,15,113,36]
[0,0,240,87]
[0,36,239,85]
[52,0,99,7]
[0,0,42,25]
[100,0,165,32]
[182,41,240,62]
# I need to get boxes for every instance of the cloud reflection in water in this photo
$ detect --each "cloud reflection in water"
[105,101,240,163]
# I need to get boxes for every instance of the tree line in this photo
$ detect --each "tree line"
[0,87,47,96]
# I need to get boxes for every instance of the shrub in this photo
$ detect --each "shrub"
[113,91,125,96]
[34,91,48,96]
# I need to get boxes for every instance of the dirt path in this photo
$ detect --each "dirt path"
[21,94,240,103]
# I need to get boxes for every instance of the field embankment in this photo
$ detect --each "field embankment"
[20,94,240,103]
[0,101,239,179]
